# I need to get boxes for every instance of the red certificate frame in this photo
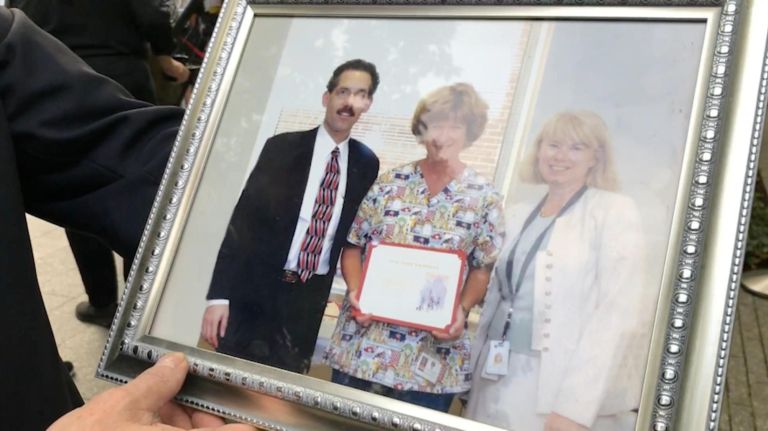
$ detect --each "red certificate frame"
[353,242,467,332]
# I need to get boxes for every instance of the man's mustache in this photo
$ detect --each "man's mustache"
[336,105,356,116]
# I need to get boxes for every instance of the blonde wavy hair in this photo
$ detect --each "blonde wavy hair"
[519,110,619,191]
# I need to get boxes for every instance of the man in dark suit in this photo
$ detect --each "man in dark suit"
[200,59,380,374]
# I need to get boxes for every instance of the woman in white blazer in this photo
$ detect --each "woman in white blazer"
[465,111,653,431]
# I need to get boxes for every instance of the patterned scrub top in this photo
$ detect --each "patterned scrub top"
[324,161,505,393]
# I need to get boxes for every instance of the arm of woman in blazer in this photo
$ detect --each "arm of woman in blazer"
[547,194,649,429]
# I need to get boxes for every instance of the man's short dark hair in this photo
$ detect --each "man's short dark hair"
[326,59,380,96]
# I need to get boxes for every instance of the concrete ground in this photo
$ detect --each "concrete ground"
[718,290,768,431]
[28,215,117,400]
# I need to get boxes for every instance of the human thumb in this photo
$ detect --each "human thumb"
[121,352,188,413]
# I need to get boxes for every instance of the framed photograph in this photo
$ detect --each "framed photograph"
[356,243,466,332]
[96,1,768,431]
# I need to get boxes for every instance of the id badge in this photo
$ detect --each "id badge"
[413,352,444,384]
[482,340,510,377]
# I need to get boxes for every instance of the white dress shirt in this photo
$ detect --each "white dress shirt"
[283,124,349,274]
[208,125,349,305]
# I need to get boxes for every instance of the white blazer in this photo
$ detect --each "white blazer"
[472,188,655,427]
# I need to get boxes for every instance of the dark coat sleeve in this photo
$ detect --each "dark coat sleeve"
[0,7,182,429]
[0,7,184,257]
[205,135,286,300]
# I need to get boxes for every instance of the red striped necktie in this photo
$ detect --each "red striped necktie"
[297,146,341,282]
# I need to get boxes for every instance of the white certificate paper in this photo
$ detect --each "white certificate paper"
[355,242,466,331]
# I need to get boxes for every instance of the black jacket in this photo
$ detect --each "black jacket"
[8,0,176,58]
[206,127,380,303]
[9,0,178,103]
[0,8,183,429]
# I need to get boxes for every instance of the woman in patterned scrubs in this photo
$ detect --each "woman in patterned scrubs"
[324,82,505,412]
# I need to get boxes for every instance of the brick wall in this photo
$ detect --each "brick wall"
[273,25,531,184]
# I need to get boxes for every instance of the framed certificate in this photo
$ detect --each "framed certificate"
[355,242,467,332]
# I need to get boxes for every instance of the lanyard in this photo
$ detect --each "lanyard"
[498,186,587,340]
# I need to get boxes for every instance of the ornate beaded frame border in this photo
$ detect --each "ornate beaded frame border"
[96,1,767,430]
[703,5,768,431]
[648,1,736,430]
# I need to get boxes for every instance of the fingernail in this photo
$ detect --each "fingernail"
[157,352,185,368]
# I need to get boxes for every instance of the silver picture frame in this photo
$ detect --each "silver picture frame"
[96,1,768,430]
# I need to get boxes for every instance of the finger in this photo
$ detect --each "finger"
[201,322,210,344]
[203,324,215,349]
[347,293,361,310]
[355,313,373,326]
[159,402,193,428]
[189,409,227,428]
[193,425,256,431]
[450,322,462,336]
[219,312,228,339]
[119,352,188,413]
[431,330,452,340]
[205,315,216,341]
[209,330,218,349]
[210,315,221,348]
[189,407,257,430]
[218,424,258,431]
[206,318,219,348]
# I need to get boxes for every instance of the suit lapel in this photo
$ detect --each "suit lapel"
[282,128,317,223]
[265,128,316,268]
[333,139,364,248]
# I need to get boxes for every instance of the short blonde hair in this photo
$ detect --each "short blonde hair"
[519,111,619,191]
[411,83,488,147]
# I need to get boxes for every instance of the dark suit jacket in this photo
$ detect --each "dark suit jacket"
[206,128,379,303]
[9,0,176,58]
[0,8,182,429]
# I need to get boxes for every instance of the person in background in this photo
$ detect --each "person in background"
[324,82,505,412]
[0,7,224,429]
[464,111,651,431]
[8,0,190,328]
[10,0,189,103]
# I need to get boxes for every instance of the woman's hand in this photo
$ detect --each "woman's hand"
[346,289,374,327]
[340,246,374,326]
[431,305,466,341]
[543,413,589,431]
[432,266,489,341]
[48,353,254,431]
